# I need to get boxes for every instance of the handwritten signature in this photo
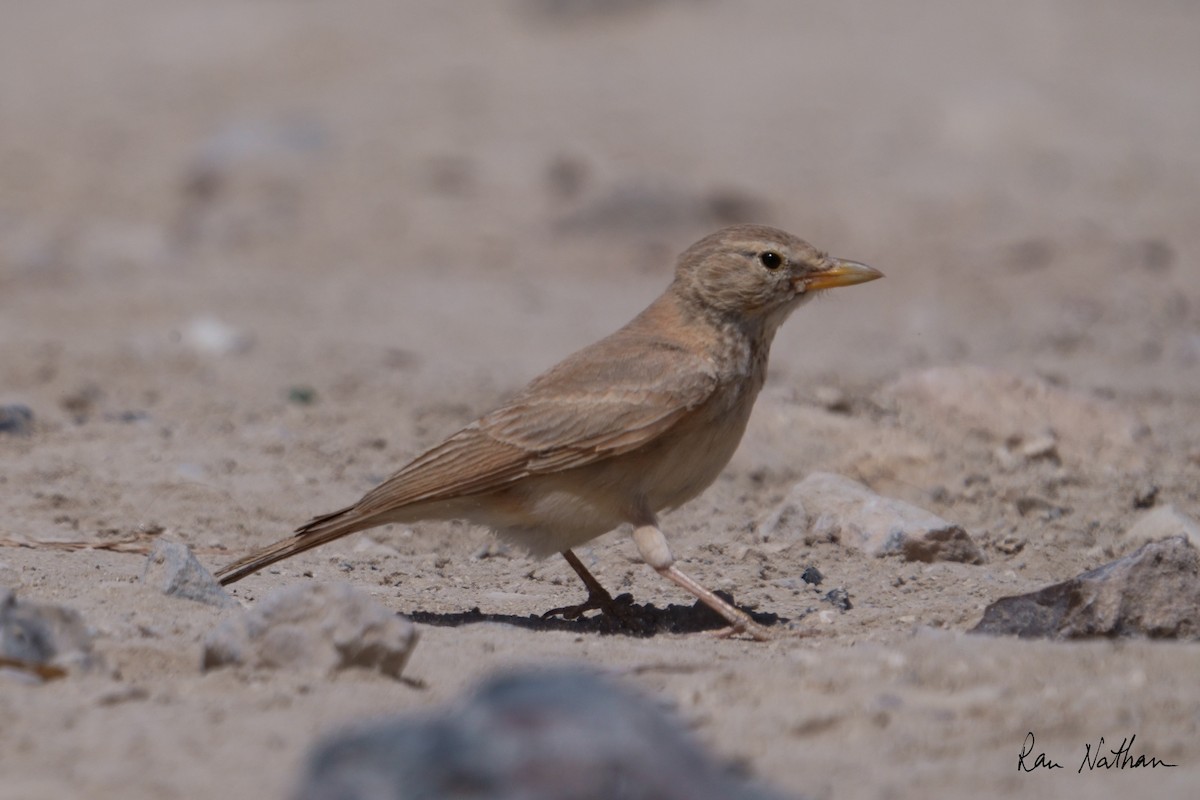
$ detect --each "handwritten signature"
[1019,731,1177,773]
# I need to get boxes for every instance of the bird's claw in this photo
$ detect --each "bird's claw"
[542,590,648,633]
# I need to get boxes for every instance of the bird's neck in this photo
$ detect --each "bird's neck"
[633,290,781,382]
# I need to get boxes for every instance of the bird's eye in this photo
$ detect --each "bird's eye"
[759,251,783,270]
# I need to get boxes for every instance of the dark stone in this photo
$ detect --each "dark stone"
[971,537,1200,639]
[800,566,823,586]
[295,667,791,800]
[823,588,852,612]
[0,405,34,436]
[287,386,318,405]
[1133,483,1159,510]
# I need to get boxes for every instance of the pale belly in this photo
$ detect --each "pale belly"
[449,383,758,558]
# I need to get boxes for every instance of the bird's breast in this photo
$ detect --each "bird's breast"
[635,373,762,512]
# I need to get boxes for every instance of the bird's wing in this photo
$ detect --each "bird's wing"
[347,338,719,518]
[215,341,718,586]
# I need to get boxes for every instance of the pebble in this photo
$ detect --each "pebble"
[0,405,34,436]
[1131,482,1159,509]
[141,540,239,608]
[181,316,254,356]
[287,386,318,405]
[813,385,851,413]
[202,582,417,679]
[823,588,853,611]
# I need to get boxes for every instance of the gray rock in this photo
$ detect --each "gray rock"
[971,536,1200,639]
[0,588,97,678]
[202,582,417,679]
[296,667,791,800]
[789,472,983,563]
[823,588,852,611]
[0,405,34,436]
[142,540,239,608]
[1122,505,1200,550]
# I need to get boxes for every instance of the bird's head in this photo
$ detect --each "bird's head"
[674,224,882,324]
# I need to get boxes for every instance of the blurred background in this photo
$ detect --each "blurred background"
[2,0,1196,398]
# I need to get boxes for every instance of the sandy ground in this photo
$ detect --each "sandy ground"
[2,2,1199,798]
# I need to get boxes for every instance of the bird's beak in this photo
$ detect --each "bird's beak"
[800,258,884,292]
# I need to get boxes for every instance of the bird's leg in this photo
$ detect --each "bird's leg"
[541,550,641,629]
[632,524,773,641]
[543,550,618,618]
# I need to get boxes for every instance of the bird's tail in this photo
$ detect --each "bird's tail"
[214,505,373,586]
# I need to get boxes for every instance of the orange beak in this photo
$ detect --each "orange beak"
[800,258,884,292]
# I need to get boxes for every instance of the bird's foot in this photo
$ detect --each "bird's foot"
[541,589,648,633]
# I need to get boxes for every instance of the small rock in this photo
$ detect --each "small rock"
[823,588,852,611]
[813,385,850,414]
[295,667,789,800]
[800,566,823,586]
[142,540,238,608]
[1122,505,1200,550]
[994,534,1026,555]
[0,405,34,436]
[287,385,318,406]
[1132,482,1159,509]
[181,316,253,356]
[203,583,417,679]
[60,383,103,419]
[790,472,984,564]
[0,588,97,678]
[1019,433,1059,462]
[971,537,1200,639]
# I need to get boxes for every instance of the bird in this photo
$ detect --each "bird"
[215,225,882,640]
